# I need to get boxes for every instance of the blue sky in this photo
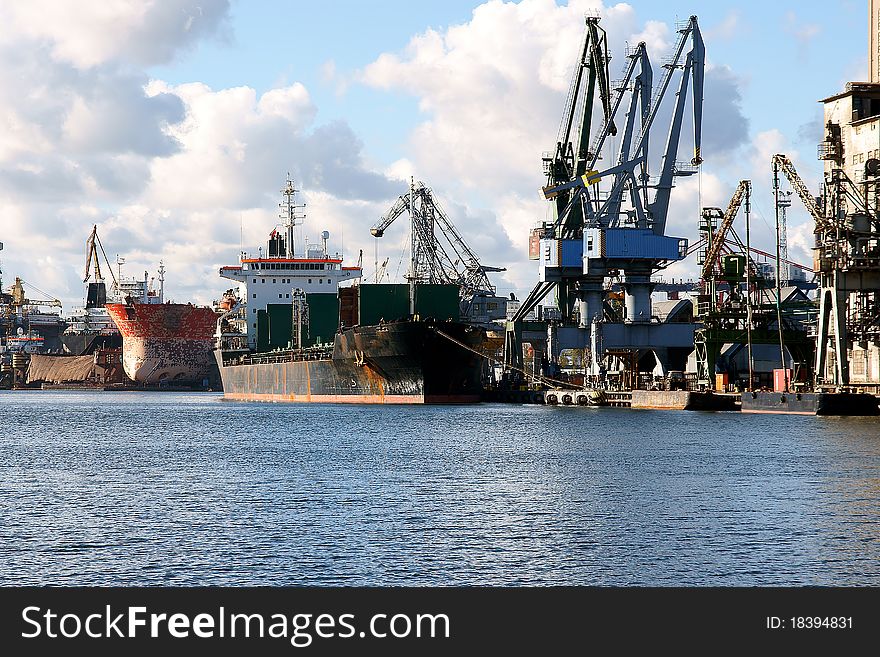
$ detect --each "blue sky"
[0,1,872,308]
[148,0,866,175]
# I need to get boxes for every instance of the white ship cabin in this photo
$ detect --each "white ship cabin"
[110,260,165,305]
[220,229,361,348]
[115,274,163,305]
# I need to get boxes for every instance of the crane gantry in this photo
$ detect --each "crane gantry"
[370,180,504,322]
[506,15,706,378]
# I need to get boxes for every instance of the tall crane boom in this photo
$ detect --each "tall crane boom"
[771,154,826,230]
[550,15,705,236]
[370,181,500,299]
[700,180,750,280]
[83,224,118,287]
[546,16,615,239]
[370,194,410,239]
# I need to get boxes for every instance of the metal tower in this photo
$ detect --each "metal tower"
[506,15,705,381]
[371,180,505,322]
[775,190,792,285]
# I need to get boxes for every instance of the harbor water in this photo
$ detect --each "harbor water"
[1,391,878,586]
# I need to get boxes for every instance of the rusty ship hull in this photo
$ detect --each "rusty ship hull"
[216,320,485,404]
[106,302,219,385]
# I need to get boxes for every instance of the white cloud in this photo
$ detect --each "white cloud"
[705,11,741,42]
[0,0,230,69]
[0,0,402,311]
[785,11,821,44]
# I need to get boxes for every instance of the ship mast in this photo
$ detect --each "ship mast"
[158,260,165,304]
[279,174,305,258]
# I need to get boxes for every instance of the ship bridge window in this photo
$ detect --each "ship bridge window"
[273,279,276,284]
[253,278,256,284]
[262,279,265,283]
[308,279,312,284]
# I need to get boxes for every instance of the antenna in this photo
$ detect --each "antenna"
[279,173,306,258]
[158,260,166,303]
[116,255,125,290]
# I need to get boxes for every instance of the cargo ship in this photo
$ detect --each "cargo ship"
[214,176,486,403]
[107,302,218,386]
[216,317,485,403]
[104,261,220,386]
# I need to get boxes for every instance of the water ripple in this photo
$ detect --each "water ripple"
[0,391,878,586]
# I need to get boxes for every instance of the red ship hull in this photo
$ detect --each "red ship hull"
[105,302,218,385]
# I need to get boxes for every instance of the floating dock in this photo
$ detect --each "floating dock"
[539,388,739,411]
[741,391,879,416]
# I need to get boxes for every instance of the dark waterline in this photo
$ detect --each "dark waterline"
[1,390,878,586]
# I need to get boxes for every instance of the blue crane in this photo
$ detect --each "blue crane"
[505,15,706,380]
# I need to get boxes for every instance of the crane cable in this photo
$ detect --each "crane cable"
[432,327,583,390]
[16,279,60,304]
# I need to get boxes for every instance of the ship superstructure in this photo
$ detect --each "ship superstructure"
[219,177,362,349]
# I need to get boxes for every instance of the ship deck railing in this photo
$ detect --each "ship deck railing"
[239,346,334,366]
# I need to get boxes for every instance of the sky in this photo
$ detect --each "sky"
[0,0,870,311]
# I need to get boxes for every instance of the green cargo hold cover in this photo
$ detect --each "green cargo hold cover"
[305,293,339,346]
[414,283,460,321]
[267,303,293,350]
[256,309,270,353]
[357,283,461,325]
[358,284,410,326]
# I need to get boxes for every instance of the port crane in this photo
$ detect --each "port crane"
[506,15,705,381]
[84,225,118,285]
[771,154,826,230]
[8,278,61,309]
[82,225,119,308]
[699,180,750,282]
[371,180,505,320]
[693,181,814,388]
